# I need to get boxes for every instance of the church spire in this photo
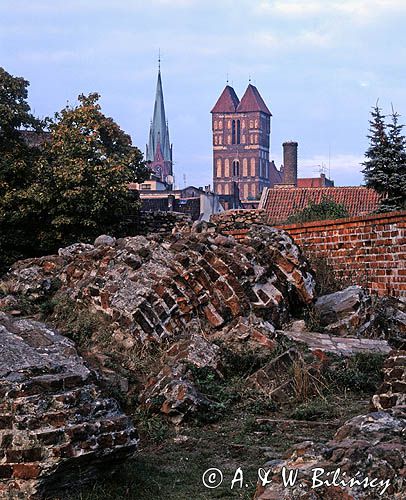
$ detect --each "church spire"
[146,61,173,183]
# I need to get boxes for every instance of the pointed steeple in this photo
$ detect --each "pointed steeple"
[211,85,240,113]
[146,67,172,162]
[237,84,271,115]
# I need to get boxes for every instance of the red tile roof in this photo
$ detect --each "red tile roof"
[237,84,271,115]
[261,186,381,222]
[297,176,334,188]
[297,178,323,188]
[211,85,240,113]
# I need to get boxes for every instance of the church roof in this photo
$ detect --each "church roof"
[211,85,240,113]
[237,84,271,115]
[146,69,172,162]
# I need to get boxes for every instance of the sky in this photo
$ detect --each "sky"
[1,0,405,188]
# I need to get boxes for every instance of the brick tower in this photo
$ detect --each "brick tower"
[211,84,280,202]
[146,66,173,185]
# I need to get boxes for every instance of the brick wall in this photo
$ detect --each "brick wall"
[136,211,191,235]
[211,210,406,297]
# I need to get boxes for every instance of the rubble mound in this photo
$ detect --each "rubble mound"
[0,313,137,500]
[1,225,315,348]
[314,286,372,336]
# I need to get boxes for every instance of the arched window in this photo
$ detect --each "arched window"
[250,158,256,176]
[224,159,230,177]
[243,158,248,177]
[217,183,222,194]
[214,120,218,130]
[232,160,240,177]
[243,184,248,199]
[231,120,236,144]
[224,184,230,195]
[216,158,222,178]
[237,120,241,144]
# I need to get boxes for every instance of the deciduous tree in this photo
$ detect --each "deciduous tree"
[43,92,150,247]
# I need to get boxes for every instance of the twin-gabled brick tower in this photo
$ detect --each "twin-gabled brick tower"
[211,84,283,201]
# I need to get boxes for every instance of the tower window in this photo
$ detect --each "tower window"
[232,160,240,177]
[232,120,236,144]
[237,120,241,144]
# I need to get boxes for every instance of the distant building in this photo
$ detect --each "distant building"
[260,186,380,223]
[210,85,337,209]
[130,184,223,221]
[297,174,334,188]
[277,141,334,188]
[211,84,283,205]
[146,66,173,186]
[19,130,50,147]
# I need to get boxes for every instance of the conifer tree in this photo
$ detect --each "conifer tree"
[384,108,406,210]
[363,103,406,211]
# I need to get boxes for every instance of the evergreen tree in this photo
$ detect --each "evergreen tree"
[362,103,406,211]
[384,108,406,210]
[362,104,390,193]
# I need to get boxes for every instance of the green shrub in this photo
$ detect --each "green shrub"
[285,196,349,224]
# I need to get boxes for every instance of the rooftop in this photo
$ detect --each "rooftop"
[261,186,381,222]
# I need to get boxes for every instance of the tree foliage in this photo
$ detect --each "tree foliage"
[0,68,46,268]
[43,92,150,247]
[285,197,349,224]
[0,68,150,274]
[362,103,406,211]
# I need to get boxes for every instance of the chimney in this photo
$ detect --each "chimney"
[282,141,298,186]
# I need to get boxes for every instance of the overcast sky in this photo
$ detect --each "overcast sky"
[1,0,405,187]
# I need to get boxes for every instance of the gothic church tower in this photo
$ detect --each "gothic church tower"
[146,66,173,184]
[211,84,279,201]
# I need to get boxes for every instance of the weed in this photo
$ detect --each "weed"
[326,353,385,393]
[291,398,338,421]
[134,409,170,444]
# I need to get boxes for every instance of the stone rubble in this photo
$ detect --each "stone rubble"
[314,286,372,336]
[140,334,222,422]
[0,313,137,499]
[1,225,316,350]
[372,350,406,410]
[276,329,391,357]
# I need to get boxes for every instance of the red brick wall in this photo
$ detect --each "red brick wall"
[212,210,406,297]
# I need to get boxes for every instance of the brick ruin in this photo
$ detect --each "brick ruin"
[0,215,405,498]
[212,209,406,297]
[0,314,137,500]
